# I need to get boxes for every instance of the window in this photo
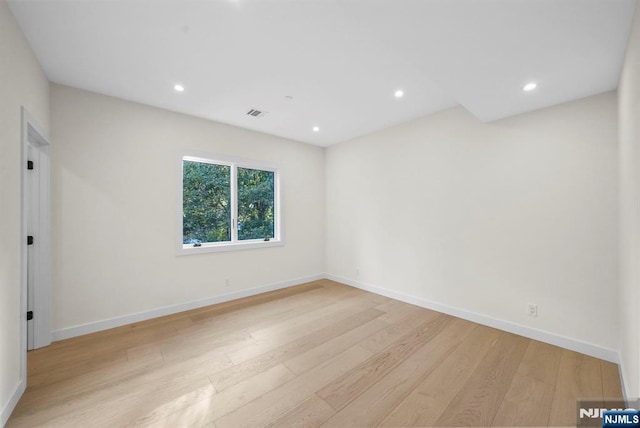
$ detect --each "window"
[178,154,281,254]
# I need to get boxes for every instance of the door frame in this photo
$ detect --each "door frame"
[20,107,52,379]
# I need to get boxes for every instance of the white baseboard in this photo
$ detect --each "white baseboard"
[50,271,620,365]
[1,379,25,427]
[326,274,619,364]
[618,356,631,402]
[52,274,324,341]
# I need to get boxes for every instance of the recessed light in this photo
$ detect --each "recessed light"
[394,89,404,98]
[312,126,320,132]
[522,82,537,92]
[174,84,185,92]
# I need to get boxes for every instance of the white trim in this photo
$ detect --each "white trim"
[325,274,620,363]
[618,354,631,402]
[176,150,283,256]
[179,239,285,255]
[17,108,52,419]
[182,151,280,171]
[0,380,26,427]
[230,163,238,243]
[51,274,324,341]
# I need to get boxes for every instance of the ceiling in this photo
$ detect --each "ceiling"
[8,0,636,146]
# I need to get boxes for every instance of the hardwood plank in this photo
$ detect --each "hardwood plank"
[379,324,502,427]
[248,293,373,342]
[492,376,555,427]
[23,284,333,386]
[228,293,383,363]
[174,285,353,347]
[137,364,296,427]
[601,360,624,399]
[127,381,216,428]
[357,307,440,353]
[321,318,475,427]
[375,299,421,324]
[433,332,529,427]
[159,330,257,363]
[169,288,343,361]
[209,307,385,391]
[213,346,374,428]
[11,367,215,427]
[317,313,452,410]
[513,340,563,386]
[264,395,335,428]
[548,350,604,426]
[491,341,562,426]
[27,321,179,373]
[358,309,442,352]
[13,352,165,412]
[189,282,327,323]
[27,349,129,390]
[284,318,389,375]
[10,351,232,427]
[186,282,352,328]
[126,343,164,364]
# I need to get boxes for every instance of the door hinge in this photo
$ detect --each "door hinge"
[27,311,33,321]
[27,160,34,170]
[27,235,34,245]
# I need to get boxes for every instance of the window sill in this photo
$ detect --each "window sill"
[177,239,284,255]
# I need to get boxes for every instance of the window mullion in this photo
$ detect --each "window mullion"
[230,164,238,243]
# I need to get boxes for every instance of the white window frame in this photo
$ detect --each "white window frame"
[177,151,283,255]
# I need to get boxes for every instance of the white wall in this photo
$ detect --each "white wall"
[619,0,640,400]
[326,92,618,356]
[50,84,325,334]
[0,0,49,424]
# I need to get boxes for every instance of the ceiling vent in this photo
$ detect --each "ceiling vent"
[246,108,265,118]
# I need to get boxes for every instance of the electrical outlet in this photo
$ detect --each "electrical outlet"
[355,268,360,277]
[527,303,538,317]
[225,278,230,287]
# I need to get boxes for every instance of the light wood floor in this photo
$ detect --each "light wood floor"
[8,279,622,427]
